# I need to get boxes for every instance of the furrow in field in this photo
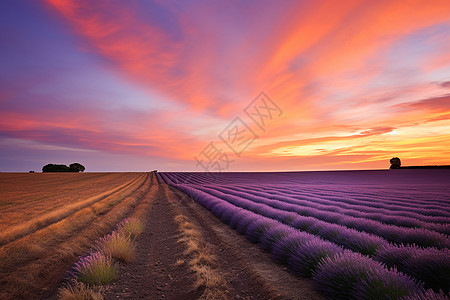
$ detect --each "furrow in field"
[191,185,450,254]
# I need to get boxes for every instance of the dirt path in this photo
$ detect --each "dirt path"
[105,179,323,299]
[103,183,200,299]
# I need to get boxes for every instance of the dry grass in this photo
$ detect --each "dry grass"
[192,265,224,287]
[182,238,201,255]
[173,209,229,299]
[97,232,136,263]
[119,218,145,239]
[58,280,103,300]
[188,244,216,267]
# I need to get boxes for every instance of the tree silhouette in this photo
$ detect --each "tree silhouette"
[69,163,85,172]
[42,163,85,172]
[390,157,401,169]
[42,164,70,172]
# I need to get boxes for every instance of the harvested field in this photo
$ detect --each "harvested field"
[0,172,146,245]
[0,172,152,299]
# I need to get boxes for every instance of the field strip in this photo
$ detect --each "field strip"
[244,186,449,216]
[0,173,149,272]
[0,173,143,228]
[0,173,146,245]
[0,172,154,299]
[0,173,117,211]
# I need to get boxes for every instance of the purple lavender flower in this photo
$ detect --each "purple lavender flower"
[312,250,423,300]
[402,289,450,300]
[287,239,343,277]
[71,251,117,285]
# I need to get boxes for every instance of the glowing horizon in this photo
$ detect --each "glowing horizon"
[1,0,450,172]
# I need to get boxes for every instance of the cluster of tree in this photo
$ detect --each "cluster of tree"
[42,163,85,173]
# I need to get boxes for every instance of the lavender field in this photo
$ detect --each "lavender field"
[161,170,450,300]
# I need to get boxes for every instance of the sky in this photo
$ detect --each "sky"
[1,0,450,172]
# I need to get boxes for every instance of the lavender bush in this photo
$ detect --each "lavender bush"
[375,245,450,293]
[72,252,117,285]
[312,251,424,299]
[402,289,450,300]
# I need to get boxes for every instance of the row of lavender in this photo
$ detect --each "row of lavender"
[170,172,450,217]
[167,172,449,235]
[260,185,450,215]
[237,185,450,229]
[195,185,449,248]
[161,172,450,299]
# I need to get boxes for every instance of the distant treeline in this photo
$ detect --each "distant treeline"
[389,157,450,169]
[399,165,450,169]
[42,163,85,173]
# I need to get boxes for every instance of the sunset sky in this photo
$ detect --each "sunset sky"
[1,0,450,172]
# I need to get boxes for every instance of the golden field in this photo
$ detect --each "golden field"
[0,172,154,299]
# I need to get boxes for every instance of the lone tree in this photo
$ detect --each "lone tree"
[390,157,401,169]
[69,163,85,172]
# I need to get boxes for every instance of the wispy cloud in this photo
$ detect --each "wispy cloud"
[439,81,450,88]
